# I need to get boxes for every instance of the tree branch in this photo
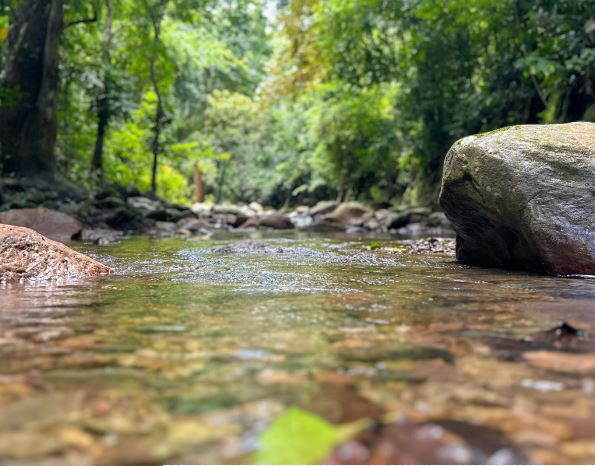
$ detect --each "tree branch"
[63,15,98,29]
[63,3,99,30]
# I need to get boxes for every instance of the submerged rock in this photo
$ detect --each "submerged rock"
[213,240,287,254]
[0,224,112,281]
[0,207,81,242]
[439,122,595,275]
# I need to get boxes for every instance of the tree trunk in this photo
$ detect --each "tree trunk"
[193,161,204,203]
[91,108,108,177]
[91,0,113,179]
[216,160,227,203]
[148,0,168,196]
[0,0,64,179]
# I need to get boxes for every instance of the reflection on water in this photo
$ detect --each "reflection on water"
[1,233,595,464]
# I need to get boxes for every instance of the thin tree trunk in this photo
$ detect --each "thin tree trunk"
[148,0,168,195]
[92,111,108,176]
[216,160,227,203]
[193,161,204,203]
[91,0,113,179]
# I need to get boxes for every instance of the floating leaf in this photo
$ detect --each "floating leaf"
[255,407,340,464]
[368,241,381,251]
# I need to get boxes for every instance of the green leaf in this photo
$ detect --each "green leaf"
[254,407,340,465]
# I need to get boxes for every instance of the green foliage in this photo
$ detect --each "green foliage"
[2,0,592,206]
[310,81,401,200]
[51,0,273,204]
[263,0,594,205]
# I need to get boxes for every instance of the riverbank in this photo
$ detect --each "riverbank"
[0,178,453,244]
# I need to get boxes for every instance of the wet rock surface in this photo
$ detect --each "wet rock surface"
[0,224,112,282]
[440,122,595,275]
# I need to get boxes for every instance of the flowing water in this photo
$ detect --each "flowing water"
[1,232,595,464]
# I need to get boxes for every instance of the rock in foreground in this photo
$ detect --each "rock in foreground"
[439,122,595,275]
[0,225,112,282]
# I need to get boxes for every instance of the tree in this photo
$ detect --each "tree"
[0,0,64,178]
[144,0,169,195]
[91,0,113,179]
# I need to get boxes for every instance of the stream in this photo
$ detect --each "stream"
[1,232,595,464]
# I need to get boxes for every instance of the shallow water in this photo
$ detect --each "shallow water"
[1,232,595,464]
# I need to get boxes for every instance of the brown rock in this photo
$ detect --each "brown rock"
[439,122,595,275]
[259,212,294,229]
[310,200,339,218]
[0,224,112,282]
[238,217,260,229]
[0,208,81,242]
[324,202,374,226]
[176,217,211,233]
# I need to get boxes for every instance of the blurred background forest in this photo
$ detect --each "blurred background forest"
[1,0,594,208]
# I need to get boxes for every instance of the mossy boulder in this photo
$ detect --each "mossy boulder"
[439,122,595,276]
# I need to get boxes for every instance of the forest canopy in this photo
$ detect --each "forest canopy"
[1,0,594,207]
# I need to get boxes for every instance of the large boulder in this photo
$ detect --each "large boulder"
[439,122,595,275]
[0,208,80,242]
[0,225,112,282]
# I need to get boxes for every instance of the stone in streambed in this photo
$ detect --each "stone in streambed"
[310,200,338,218]
[323,201,374,227]
[78,228,123,245]
[0,224,112,281]
[439,122,595,275]
[387,207,431,230]
[259,212,294,229]
[0,207,80,242]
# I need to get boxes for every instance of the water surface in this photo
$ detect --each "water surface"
[1,232,595,464]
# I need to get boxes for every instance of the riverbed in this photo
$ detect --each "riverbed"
[1,232,595,464]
